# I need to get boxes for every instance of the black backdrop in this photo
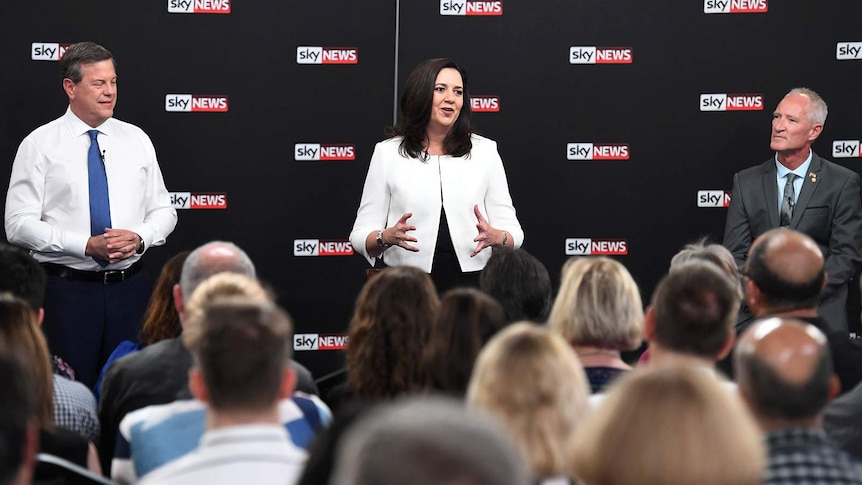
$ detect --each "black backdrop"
[3,0,862,377]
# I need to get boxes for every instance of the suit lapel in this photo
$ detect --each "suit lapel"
[790,154,822,228]
[762,160,779,228]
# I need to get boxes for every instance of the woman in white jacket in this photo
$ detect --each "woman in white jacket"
[349,58,523,290]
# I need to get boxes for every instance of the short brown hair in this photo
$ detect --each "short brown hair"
[192,297,293,413]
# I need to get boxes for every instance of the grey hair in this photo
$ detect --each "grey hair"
[786,87,828,126]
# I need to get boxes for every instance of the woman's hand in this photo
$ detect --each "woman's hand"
[471,204,506,257]
[385,212,420,252]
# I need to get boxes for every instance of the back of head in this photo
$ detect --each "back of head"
[179,241,256,301]
[424,288,507,395]
[191,296,293,413]
[744,229,824,312]
[330,396,527,485]
[572,365,764,485]
[652,261,740,359]
[480,247,552,323]
[0,294,53,428]
[735,318,834,423]
[347,266,439,399]
[182,272,270,348]
[670,240,743,299]
[0,352,36,485]
[467,323,590,478]
[0,244,46,311]
[549,256,643,351]
[58,41,114,83]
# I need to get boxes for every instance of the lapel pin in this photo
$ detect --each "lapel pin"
[809,172,817,183]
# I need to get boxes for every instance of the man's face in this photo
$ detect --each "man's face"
[770,93,822,156]
[65,60,117,128]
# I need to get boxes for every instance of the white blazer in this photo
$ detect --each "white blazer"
[349,135,524,273]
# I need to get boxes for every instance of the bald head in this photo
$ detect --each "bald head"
[744,229,825,314]
[735,318,836,423]
[179,241,256,302]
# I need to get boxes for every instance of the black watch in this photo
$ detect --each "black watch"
[136,238,145,254]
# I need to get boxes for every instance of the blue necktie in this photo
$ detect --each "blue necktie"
[87,130,112,266]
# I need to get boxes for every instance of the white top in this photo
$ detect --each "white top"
[138,425,307,485]
[349,135,523,273]
[5,107,177,270]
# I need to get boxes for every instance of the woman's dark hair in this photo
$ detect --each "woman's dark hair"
[139,251,190,345]
[423,288,507,395]
[389,58,473,159]
[347,266,439,400]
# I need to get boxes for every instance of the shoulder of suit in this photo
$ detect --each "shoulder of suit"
[815,154,857,176]
[734,159,772,178]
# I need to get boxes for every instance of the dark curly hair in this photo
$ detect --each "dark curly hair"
[347,266,439,399]
[389,58,473,159]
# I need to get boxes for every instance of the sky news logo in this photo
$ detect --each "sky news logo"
[294,239,354,257]
[704,0,767,13]
[470,95,500,112]
[837,42,862,60]
[170,192,228,209]
[700,93,764,111]
[168,0,230,13]
[440,0,502,15]
[296,47,358,64]
[833,140,861,158]
[567,143,630,160]
[165,95,229,112]
[31,43,70,61]
[570,47,633,65]
[565,239,628,256]
[698,190,731,207]
[295,144,356,161]
[293,333,349,351]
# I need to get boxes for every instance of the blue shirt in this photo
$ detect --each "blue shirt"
[775,150,812,217]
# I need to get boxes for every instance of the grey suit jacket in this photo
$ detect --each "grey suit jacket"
[723,152,862,331]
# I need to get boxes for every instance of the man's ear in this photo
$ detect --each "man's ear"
[827,375,842,404]
[278,368,297,400]
[62,78,76,100]
[36,308,45,326]
[808,123,824,143]
[189,368,209,403]
[173,284,185,318]
[745,279,762,316]
[643,306,656,343]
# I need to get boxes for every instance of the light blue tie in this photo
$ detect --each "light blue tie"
[87,130,112,266]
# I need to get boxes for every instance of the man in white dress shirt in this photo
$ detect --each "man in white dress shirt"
[4,41,177,387]
[139,297,307,485]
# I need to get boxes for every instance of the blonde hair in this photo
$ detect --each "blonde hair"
[549,257,643,350]
[182,272,270,349]
[467,323,590,478]
[571,365,764,485]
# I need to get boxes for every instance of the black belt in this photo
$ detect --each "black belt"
[41,261,143,285]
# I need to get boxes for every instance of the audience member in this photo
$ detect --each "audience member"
[467,323,590,484]
[423,288,507,395]
[112,273,329,483]
[572,365,764,485]
[94,251,190,400]
[735,317,862,484]
[330,396,527,485]
[479,247,551,323]
[0,294,100,473]
[0,243,99,442]
[0,352,38,485]
[743,228,862,392]
[548,256,642,393]
[139,297,307,485]
[330,266,439,411]
[297,402,371,485]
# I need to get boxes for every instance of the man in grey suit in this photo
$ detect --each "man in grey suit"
[723,88,862,334]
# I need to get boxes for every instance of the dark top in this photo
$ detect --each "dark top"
[585,366,628,394]
[764,427,862,484]
[40,427,88,468]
